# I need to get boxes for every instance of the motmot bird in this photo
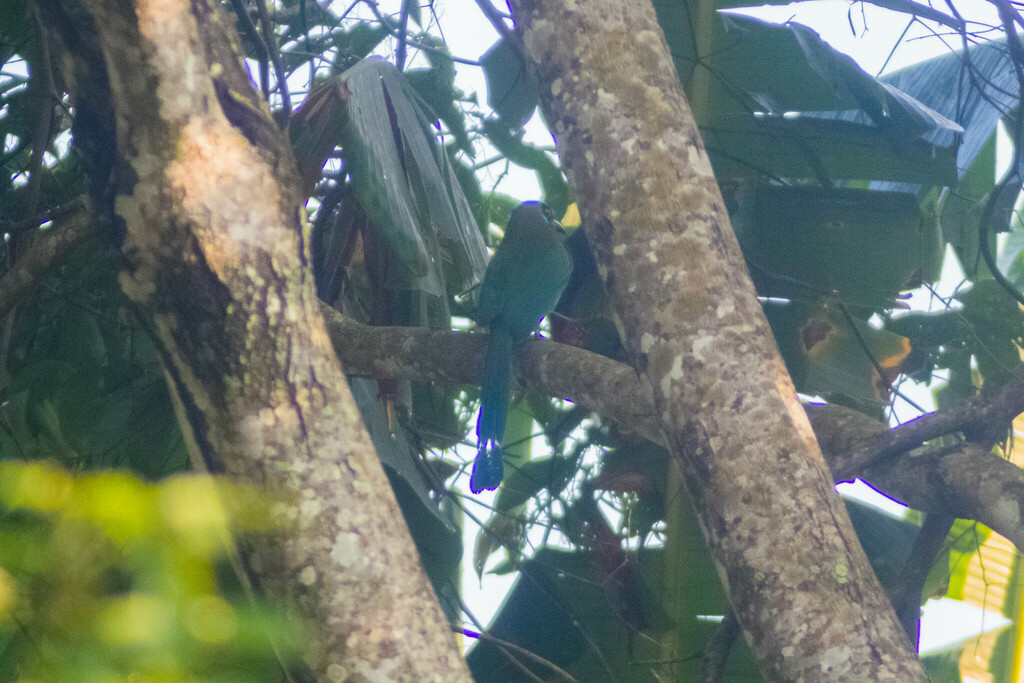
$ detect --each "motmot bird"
[471,201,572,493]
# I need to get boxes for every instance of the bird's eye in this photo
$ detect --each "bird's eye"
[541,204,555,222]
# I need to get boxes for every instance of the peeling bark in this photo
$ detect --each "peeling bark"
[507,1,924,679]
[41,0,469,680]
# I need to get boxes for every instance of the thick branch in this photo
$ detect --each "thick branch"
[322,310,1024,549]
[4,210,1020,557]
[834,373,1024,477]
[807,403,1024,549]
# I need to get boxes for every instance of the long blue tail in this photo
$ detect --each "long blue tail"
[472,328,513,492]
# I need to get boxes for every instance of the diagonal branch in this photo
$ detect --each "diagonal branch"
[5,209,1024,555]
[832,372,1024,479]
[6,195,1024,555]
[320,307,1024,550]
[859,0,964,32]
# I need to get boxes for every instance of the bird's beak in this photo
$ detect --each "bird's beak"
[553,220,566,234]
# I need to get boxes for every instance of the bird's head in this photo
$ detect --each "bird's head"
[509,201,565,236]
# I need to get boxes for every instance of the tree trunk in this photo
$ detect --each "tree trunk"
[41,0,470,679]
[507,1,925,679]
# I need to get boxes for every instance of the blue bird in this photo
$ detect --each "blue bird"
[471,201,572,493]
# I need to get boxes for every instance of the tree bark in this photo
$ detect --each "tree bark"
[507,1,925,679]
[41,0,469,680]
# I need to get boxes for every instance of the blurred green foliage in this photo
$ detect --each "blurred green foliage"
[0,461,303,683]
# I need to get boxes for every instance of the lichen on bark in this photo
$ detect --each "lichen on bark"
[509,0,925,679]
[43,0,471,679]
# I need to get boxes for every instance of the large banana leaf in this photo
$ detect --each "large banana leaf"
[652,5,960,185]
[703,113,957,184]
[879,39,1017,278]
[881,38,1016,180]
[338,58,487,295]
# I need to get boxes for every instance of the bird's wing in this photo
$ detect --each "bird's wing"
[473,235,519,326]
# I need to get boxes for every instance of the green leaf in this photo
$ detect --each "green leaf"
[473,513,525,580]
[0,463,304,681]
[7,360,79,396]
[652,8,961,185]
[467,548,685,682]
[705,113,957,184]
[329,22,390,72]
[953,280,1024,386]
[480,120,568,217]
[886,310,972,346]
[0,0,28,65]
[449,153,487,237]
[348,379,462,592]
[493,456,574,513]
[657,9,961,128]
[944,521,991,601]
[481,38,538,130]
[883,38,1015,185]
[339,58,488,295]
[288,77,352,195]
[734,185,931,305]
[404,37,473,154]
[478,191,520,231]
[765,302,910,407]
[921,648,965,680]
[940,132,996,277]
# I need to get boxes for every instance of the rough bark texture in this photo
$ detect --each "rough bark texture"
[507,1,925,679]
[43,0,469,680]
[835,371,1024,477]
[807,404,1024,549]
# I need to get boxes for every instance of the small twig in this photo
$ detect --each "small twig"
[338,0,360,21]
[890,513,955,649]
[361,0,481,66]
[460,628,578,682]
[255,0,292,117]
[876,18,914,76]
[395,0,410,71]
[859,0,964,32]
[472,0,516,45]
[834,369,1024,478]
[299,0,314,90]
